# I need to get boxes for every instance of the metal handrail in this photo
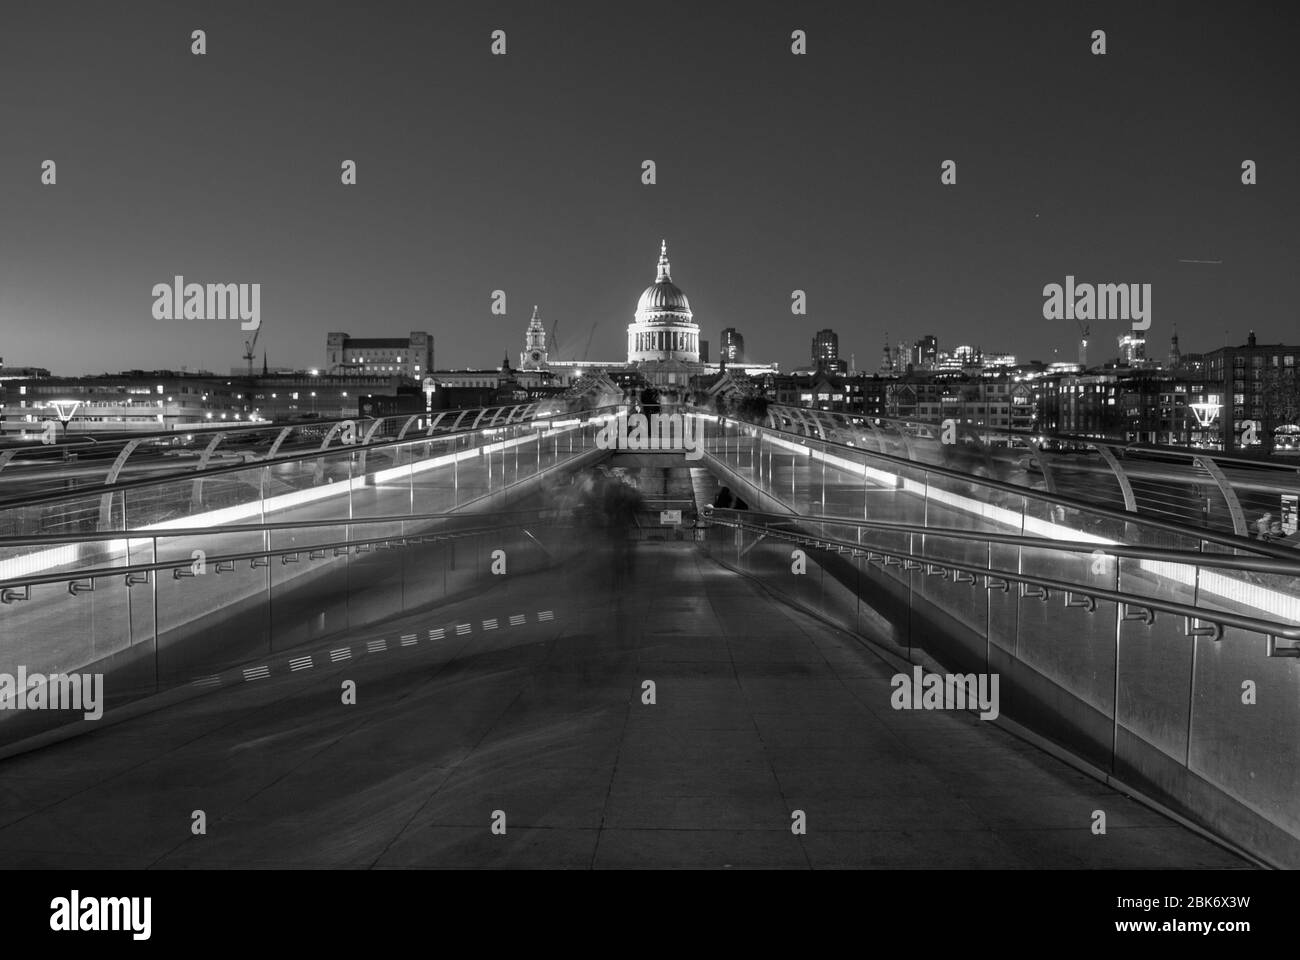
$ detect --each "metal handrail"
[704,417,1300,563]
[0,517,561,593]
[706,512,1300,644]
[0,400,555,463]
[706,507,1300,576]
[766,404,1300,476]
[0,404,615,512]
[0,413,371,459]
[0,507,559,547]
[0,399,577,484]
[762,404,1299,541]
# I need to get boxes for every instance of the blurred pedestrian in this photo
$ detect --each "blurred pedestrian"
[640,386,660,418]
[603,477,641,588]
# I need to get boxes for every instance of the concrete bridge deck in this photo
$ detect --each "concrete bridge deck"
[0,541,1249,869]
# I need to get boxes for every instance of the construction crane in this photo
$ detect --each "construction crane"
[243,323,262,376]
[1075,317,1089,367]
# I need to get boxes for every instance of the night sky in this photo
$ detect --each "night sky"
[0,0,1296,376]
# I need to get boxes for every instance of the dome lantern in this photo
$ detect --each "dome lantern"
[656,239,671,282]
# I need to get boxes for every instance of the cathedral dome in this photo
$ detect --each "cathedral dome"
[635,240,692,319]
[627,240,701,364]
[637,279,691,315]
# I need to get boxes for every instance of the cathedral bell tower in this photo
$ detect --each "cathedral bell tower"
[521,305,549,370]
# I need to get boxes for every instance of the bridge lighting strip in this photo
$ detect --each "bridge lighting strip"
[0,425,583,581]
[750,431,1300,624]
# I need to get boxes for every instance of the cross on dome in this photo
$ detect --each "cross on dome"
[657,240,671,282]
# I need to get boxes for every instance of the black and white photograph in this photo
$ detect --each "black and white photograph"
[0,0,1295,943]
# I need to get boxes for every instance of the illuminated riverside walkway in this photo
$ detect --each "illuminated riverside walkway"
[0,406,1295,867]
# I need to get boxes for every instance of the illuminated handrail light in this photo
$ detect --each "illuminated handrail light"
[0,420,589,581]
[726,426,1300,624]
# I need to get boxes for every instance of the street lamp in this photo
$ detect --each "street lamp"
[45,400,82,459]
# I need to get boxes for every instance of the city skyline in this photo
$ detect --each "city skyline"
[2,1,1297,376]
[1,0,1298,898]
[0,242,1274,378]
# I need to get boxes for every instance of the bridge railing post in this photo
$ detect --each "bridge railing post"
[1093,443,1137,515]
[451,434,459,508]
[818,439,827,515]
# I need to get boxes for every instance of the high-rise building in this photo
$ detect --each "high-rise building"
[720,327,745,364]
[812,328,839,367]
[1205,331,1300,451]
[911,334,938,370]
[1118,331,1147,366]
[812,328,846,373]
[940,345,982,370]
